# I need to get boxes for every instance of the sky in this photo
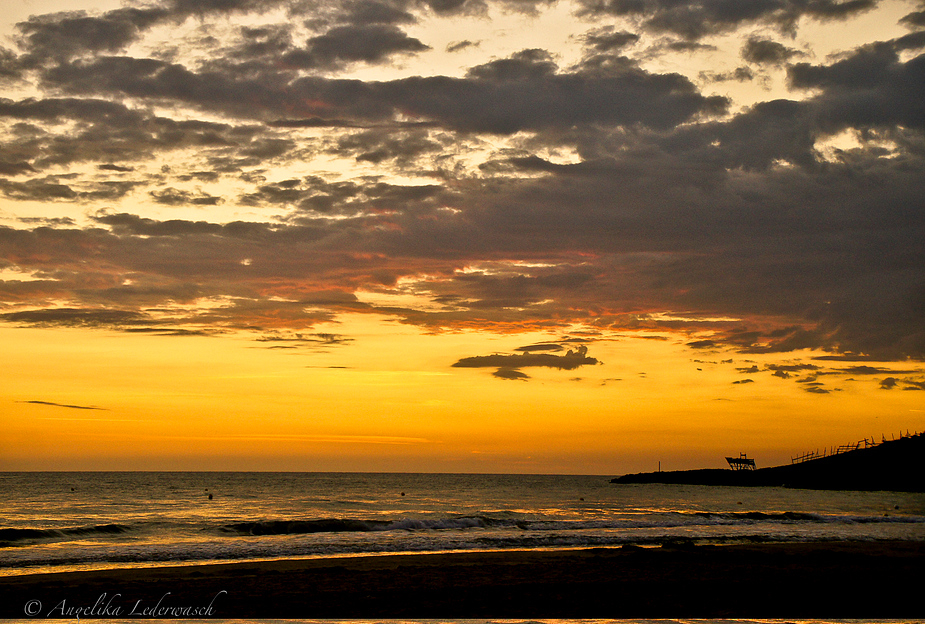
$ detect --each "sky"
[1,0,923,473]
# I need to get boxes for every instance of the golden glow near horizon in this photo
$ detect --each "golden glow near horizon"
[1,0,924,472]
[2,317,922,472]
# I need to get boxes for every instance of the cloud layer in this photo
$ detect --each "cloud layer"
[1,0,923,362]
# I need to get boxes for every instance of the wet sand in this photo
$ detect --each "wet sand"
[2,541,923,618]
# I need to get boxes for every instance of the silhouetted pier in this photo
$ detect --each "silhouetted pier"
[725,453,756,471]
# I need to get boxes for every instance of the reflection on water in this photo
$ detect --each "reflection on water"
[1,472,923,575]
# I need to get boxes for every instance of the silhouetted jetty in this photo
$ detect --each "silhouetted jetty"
[725,453,756,471]
[613,431,925,492]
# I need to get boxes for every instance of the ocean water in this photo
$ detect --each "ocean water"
[1,472,924,576]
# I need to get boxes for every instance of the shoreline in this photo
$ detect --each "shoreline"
[2,541,924,618]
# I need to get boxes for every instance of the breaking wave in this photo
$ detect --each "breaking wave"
[0,524,130,546]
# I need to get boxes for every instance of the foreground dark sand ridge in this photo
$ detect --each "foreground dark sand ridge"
[2,541,923,618]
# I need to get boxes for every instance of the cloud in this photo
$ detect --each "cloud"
[900,10,925,29]
[13,7,170,62]
[700,67,754,83]
[32,46,727,134]
[446,40,479,53]
[580,28,640,53]
[0,0,922,366]
[18,400,107,410]
[256,331,353,346]
[1,307,150,327]
[493,367,530,380]
[150,187,224,206]
[687,339,718,349]
[453,344,599,379]
[879,377,899,389]
[282,24,430,69]
[837,365,915,375]
[742,37,804,66]
[575,0,876,40]
[343,1,417,25]
[515,343,564,352]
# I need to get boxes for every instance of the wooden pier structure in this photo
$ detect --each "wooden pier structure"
[725,453,756,471]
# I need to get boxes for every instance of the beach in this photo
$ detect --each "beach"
[3,541,924,618]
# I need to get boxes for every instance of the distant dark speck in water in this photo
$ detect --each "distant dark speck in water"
[208,493,213,500]
[400,492,405,496]
[579,497,584,501]
[895,505,899,509]
[738,501,743,505]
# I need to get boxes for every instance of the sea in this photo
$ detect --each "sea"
[2,471,924,579]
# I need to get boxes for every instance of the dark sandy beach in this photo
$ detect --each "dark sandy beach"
[2,541,923,618]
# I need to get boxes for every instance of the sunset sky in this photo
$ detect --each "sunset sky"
[1,0,923,473]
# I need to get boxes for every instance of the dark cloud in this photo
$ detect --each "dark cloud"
[1,307,149,327]
[282,24,429,69]
[0,178,78,201]
[93,212,226,236]
[838,365,907,375]
[421,0,486,15]
[493,367,530,380]
[767,364,820,373]
[879,376,899,389]
[344,1,417,25]
[14,7,170,62]
[661,40,717,53]
[575,0,877,40]
[0,176,137,202]
[787,37,925,133]
[150,187,224,206]
[446,40,479,53]
[34,48,727,134]
[0,46,25,80]
[256,331,353,345]
[900,10,925,28]
[581,28,640,53]
[742,37,804,65]
[687,339,718,349]
[699,66,754,83]
[452,344,599,371]
[17,216,76,227]
[332,128,445,166]
[515,343,564,352]
[0,0,922,366]
[18,400,107,410]
[123,327,218,336]
[0,161,36,176]
[467,48,557,81]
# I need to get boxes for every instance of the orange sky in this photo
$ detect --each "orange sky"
[1,0,923,472]
[2,316,921,472]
